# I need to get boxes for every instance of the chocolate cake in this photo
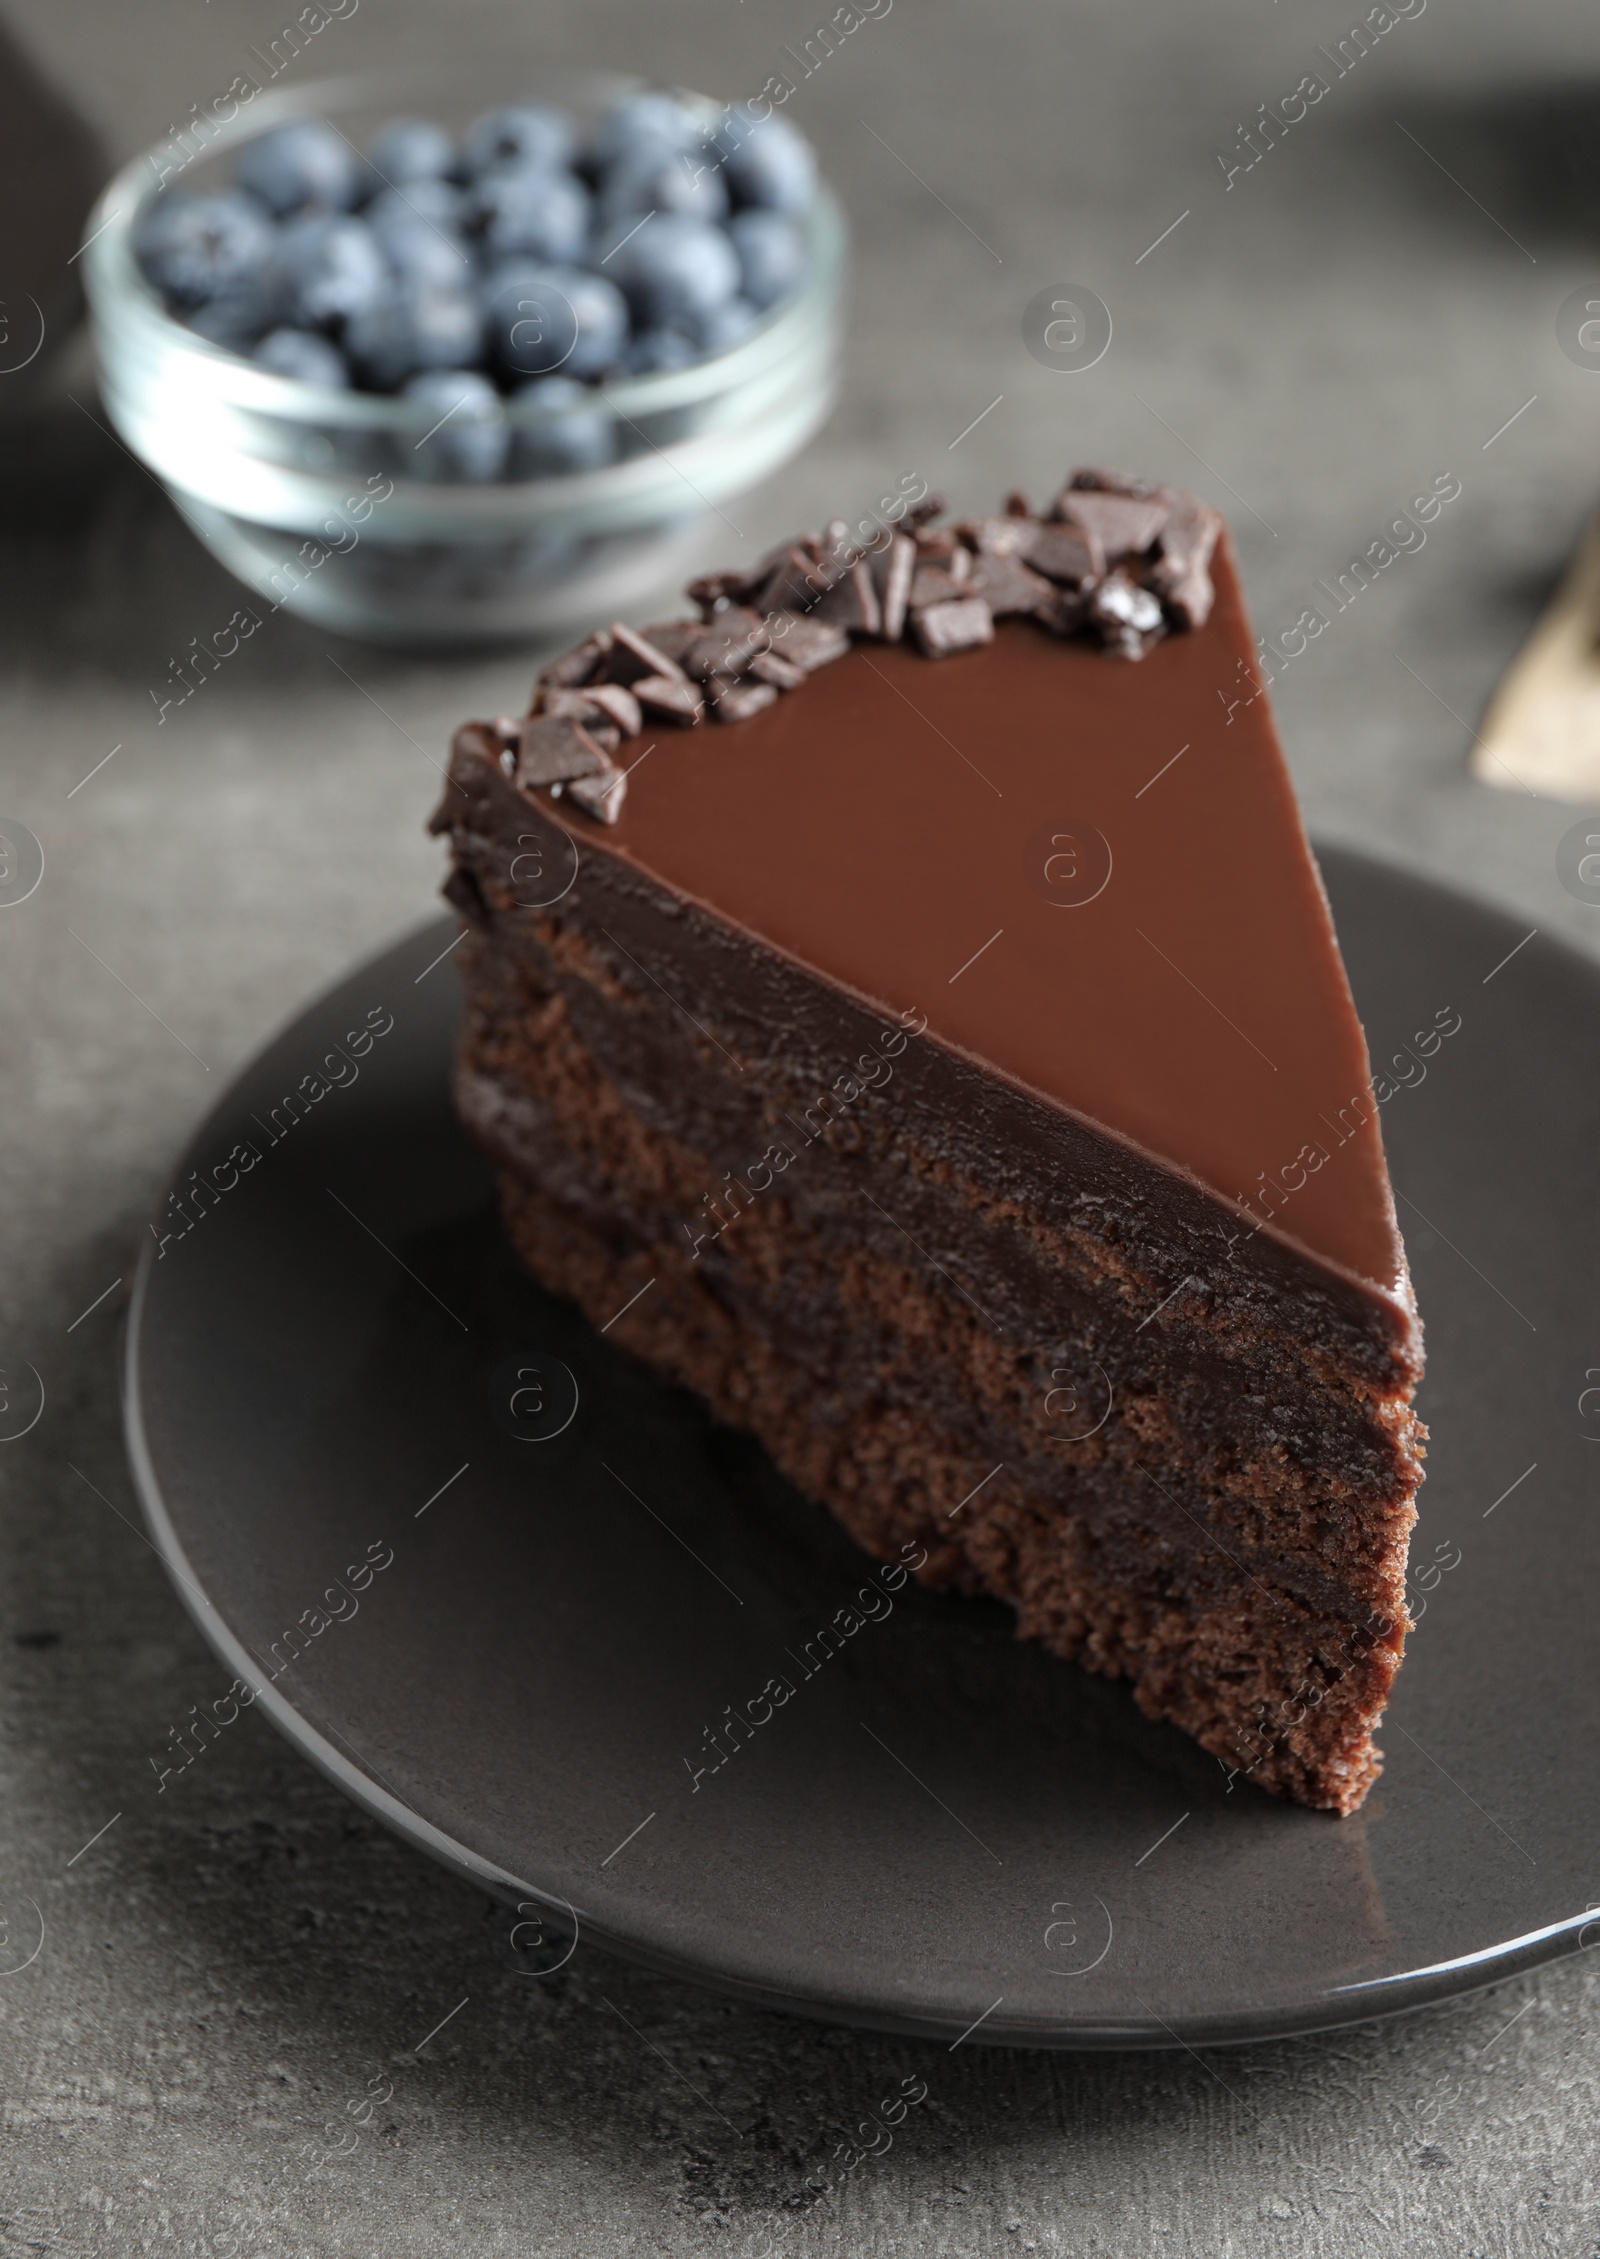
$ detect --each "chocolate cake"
[430,471,1425,1816]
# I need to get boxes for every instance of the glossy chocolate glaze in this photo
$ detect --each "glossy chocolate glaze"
[582,537,1407,1314]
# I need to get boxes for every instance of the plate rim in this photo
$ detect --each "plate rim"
[121,847,1600,2049]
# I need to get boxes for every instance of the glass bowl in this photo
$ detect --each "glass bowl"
[83,66,846,647]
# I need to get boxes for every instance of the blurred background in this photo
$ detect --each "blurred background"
[4,1,1600,2252]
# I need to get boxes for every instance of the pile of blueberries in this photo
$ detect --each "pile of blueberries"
[133,94,815,481]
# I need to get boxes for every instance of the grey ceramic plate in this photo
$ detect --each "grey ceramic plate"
[124,848,1600,2049]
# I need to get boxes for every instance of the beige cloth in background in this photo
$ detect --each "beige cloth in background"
[1473,510,1600,802]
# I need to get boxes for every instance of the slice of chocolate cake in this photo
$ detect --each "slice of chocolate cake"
[431,471,1425,1816]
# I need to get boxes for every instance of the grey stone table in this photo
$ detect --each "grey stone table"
[3,0,1599,2250]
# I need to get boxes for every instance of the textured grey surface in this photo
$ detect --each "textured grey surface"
[2,0,1599,2252]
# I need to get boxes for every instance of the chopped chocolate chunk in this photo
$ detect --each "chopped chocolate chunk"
[905,494,945,528]
[911,595,994,657]
[868,533,915,642]
[1033,584,1090,637]
[963,515,1033,559]
[601,622,688,689]
[1022,523,1101,584]
[1148,493,1224,629]
[633,674,705,724]
[450,720,506,781]
[711,679,781,724]
[912,528,969,578]
[538,686,622,751]
[753,544,832,616]
[769,612,852,672]
[637,620,703,665]
[909,564,969,611]
[566,762,627,824]
[1089,571,1166,657]
[816,519,855,577]
[1063,467,1160,500]
[540,686,601,720]
[1057,489,1169,565]
[1003,488,1033,518]
[968,551,1057,619]
[537,629,610,690]
[686,572,748,618]
[749,649,806,690]
[516,713,613,791]
[583,683,644,737]
[1091,571,1164,635]
[814,560,883,636]
[682,607,769,681]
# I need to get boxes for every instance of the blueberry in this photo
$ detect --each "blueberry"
[588,92,702,169]
[253,327,351,387]
[511,375,615,476]
[278,213,390,328]
[622,326,698,375]
[183,286,281,351]
[236,120,362,215]
[345,281,483,388]
[474,164,590,264]
[135,189,278,308]
[598,147,727,226]
[714,109,815,213]
[694,296,762,354]
[401,369,509,482]
[463,104,576,176]
[367,117,458,185]
[367,178,470,234]
[483,263,628,381]
[367,192,476,290]
[727,210,807,309]
[604,213,740,330]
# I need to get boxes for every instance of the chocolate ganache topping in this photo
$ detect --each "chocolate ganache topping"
[489,469,1223,827]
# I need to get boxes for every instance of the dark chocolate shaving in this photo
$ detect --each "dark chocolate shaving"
[633,674,704,724]
[1061,467,1161,502]
[712,679,780,724]
[968,551,1057,619]
[583,683,644,736]
[686,572,747,619]
[814,560,883,637]
[1022,523,1100,585]
[908,564,969,612]
[963,515,1032,559]
[637,620,703,665]
[1148,493,1224,629]
[752,545,832,616]
[566,764,627,824]
[516,713,613,790]
[495,468,1225,825]
[681,607,770,682]
[602,623,688,689]
[538,629,610,689]
[911,595,994,658]
[770,613,851,672]
[1058,489,1169,565]
[869,533,915,642]
[1089,571,1165,659]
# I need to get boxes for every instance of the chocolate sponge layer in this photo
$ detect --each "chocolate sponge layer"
[435,735,1424,1814]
